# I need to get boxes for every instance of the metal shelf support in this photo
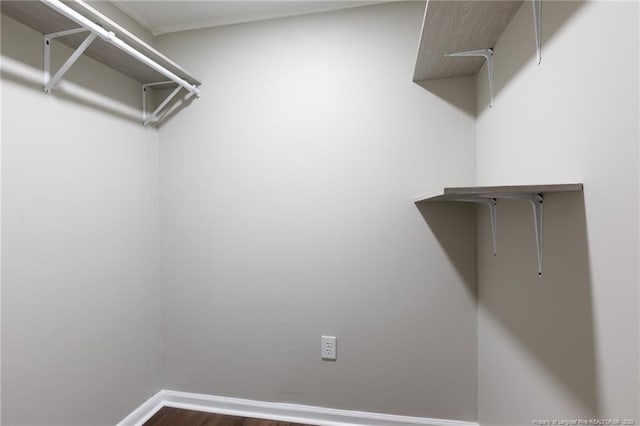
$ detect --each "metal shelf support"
[532,0,542,65]
[452,193,544,276]
[494,193,544,277]
[456,197,497,256]
[43,27,94,93]
[447,48,494,107]
[416,185,582,277]
[142,81,184,126]
[41,0,201,99]
[142,81,199,126]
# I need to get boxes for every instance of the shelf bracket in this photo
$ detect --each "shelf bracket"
[455,197,497,256]
[43,29,97,93]
[532,0,542,65]
[447,48,494,107]
[42,0,200,99]
[494,193,544,277]
[142,82,183,126]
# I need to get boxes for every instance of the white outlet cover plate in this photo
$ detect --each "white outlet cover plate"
[321,335,336,360]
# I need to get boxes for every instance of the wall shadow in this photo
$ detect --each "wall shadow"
[418,193,598,417]
[478,192,599,417]
[415,76,476,119]
[0,68,142,125]
[415,201,477,297]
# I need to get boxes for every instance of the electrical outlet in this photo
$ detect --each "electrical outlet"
[321,336,337,360]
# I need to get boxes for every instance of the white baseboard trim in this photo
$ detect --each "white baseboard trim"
[117,389,478,426]
[116,392,164,426]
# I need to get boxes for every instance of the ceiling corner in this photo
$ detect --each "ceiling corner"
[111,1,155,34]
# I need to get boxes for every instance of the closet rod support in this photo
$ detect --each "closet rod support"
[41,0,200,98]
[143,85,183,126]
[42,27,88,88]
[447,48,494,107]
[44,31,98,93]
[43,27,88,90]
[142,81,172,123]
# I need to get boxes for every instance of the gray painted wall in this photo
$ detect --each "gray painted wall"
[1,7,162,425]
[5,1,637,425]
[155,2,478,421]
[475,2,639,425]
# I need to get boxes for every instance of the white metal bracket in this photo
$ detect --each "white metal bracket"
[453,193,544,276]
[43,28,96,93]
[37,0,202,126]
[142,82,184,126]
[532,0,542,65]
[447,48,494,107]
[455,197,497,256]
[494,193,544,276]
[43,0,201,97]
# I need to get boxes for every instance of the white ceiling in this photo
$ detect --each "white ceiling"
[112,1,391,36]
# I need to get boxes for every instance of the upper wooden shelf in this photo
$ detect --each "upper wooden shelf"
[1,0,201,87]
[415,184,584,203]
[413,0,523,81]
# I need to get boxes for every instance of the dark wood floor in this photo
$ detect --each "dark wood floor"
[144,407,315,426]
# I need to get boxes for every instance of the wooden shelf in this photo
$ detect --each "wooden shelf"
[415,183,584,276]
[0,0,201,87]
[415,183,584,203]
[413,1,523,81]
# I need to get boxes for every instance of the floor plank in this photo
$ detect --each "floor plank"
[143,407,315,426]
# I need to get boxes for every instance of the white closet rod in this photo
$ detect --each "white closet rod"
[41,0,201,97]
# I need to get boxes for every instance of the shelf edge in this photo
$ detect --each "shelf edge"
[414,183,584,203]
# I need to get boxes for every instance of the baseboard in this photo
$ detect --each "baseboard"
[117,389,478,426]
[116,392,164,426]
